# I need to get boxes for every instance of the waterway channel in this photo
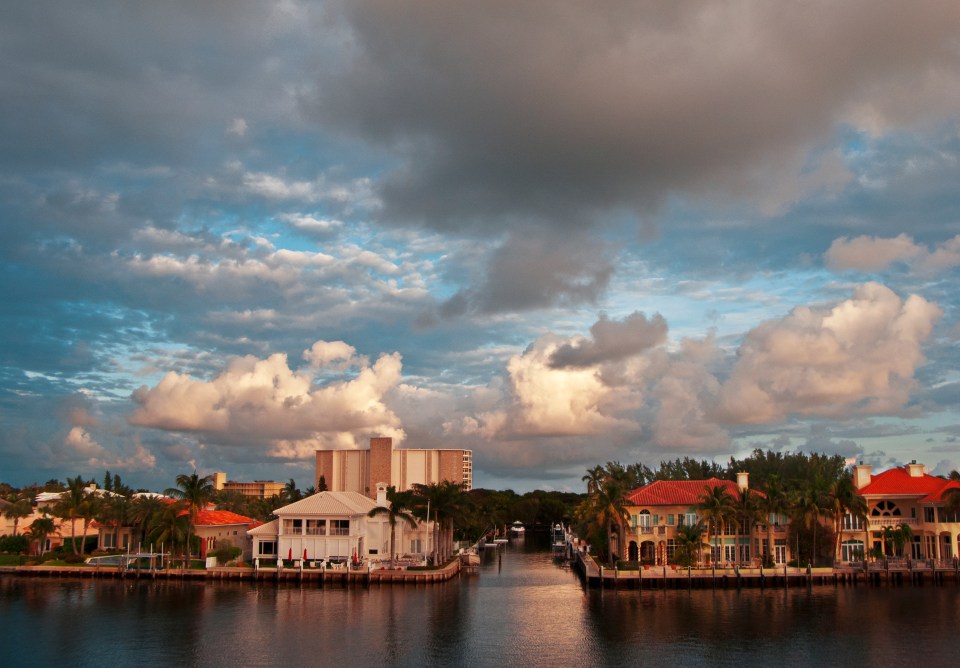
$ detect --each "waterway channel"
[3,533,959,667]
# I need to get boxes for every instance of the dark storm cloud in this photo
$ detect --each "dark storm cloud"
[549,311,668,368]
[439,232,613,315]
[309,0,960,232]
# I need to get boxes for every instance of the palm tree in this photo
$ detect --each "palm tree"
[282,479,302,503]
[412,481,465,564]
[673,521,707,568]
[762,475,788,566]
[4,496,33,536]
[147,500,190,561]
[697,484,734,566]
[368,486,418,568]
[96,494,131,552]
[25,515,56,556]
[164,472,215,562]
[830,471,867,563]
[53,475,89,555]
[588,465,632,567]
[792,475,830,566]
[582,465,606,495]
[733,487,762,566]
[129,495,168,548]
[891,522,914,559]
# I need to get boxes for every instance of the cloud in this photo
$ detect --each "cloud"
[717,283,942,423]
[549,311,667,368]
[439,232,614,315]
[310,1,960,230]
[129,343,405,454]
[825,233,960,273]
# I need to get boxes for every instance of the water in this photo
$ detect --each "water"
[3,535,960,667]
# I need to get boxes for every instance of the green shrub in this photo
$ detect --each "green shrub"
[212,542,241,565]
[0,535,29,554]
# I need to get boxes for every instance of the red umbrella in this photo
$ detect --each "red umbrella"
[288,547,292,561]
[303,548,308,561]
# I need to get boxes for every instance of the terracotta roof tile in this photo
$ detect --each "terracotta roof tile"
[627,478,749,507]
[859,467,960,502]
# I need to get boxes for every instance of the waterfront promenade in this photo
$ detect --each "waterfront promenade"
[0,557,462,585]
[570,548,960,588]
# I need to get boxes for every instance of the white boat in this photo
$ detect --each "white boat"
[510,520,525,535]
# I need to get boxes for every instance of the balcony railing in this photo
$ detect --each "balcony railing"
[868,517,918,529]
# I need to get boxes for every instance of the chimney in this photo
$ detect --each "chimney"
[375,482,388,507]
[907,461,925,478]
[737,472,749,492]
[853,463,872,489]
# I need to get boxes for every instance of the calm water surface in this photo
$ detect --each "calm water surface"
[3,535,959,667]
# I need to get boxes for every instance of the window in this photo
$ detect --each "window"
[774,540,787,564]
[841,514,864,531]
[841,540,864,562]
[871,500,901,517]
[925,507,935,523]
[684,512,698,527]
[411,539,423,553]
[653,514,659,526]
[638,511,652,531]
[330,520,349,536]
[306,519,326,536]
[667,514,675,526]
[283,519,303,535]
[103,533,116,549]
[665,539,676,561]
[723,545,737,562]
[258,541,277,556]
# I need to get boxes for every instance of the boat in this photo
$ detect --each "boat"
[551,523,566,553]
[510,520,525,535]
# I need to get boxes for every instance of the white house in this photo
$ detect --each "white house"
[248,485,433,566]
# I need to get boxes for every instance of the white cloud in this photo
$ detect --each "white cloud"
[129,344,405,455]
[826,233,960,274]
[717,283,942,423]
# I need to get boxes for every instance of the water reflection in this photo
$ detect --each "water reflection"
[3,539,960,667]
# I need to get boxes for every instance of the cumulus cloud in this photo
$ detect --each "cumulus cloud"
[129,343,405,454]
[717,283,942,423]
[825,233,960,273]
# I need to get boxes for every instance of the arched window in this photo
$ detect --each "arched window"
[870,500,901,517]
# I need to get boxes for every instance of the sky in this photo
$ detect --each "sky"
[2,1,959,493]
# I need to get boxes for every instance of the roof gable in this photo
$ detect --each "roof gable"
[274,491,378,517]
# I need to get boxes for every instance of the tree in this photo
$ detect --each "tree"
[673,521,707,567]
[762,474,789,565]
[96,494,131,552]
[129,495,168,548]
[25,515,55,556]
[164,472,215,562]
[791,475,831,566]
[317,475,328,492]
[53,475,90,555]
[367,486,418,568]
[584,462,632,567]
[697,484,734,566]
[890,522,914,558]
[282,479,302,503]
[412,481,465,564]
[4,496,33,536]
[733,487,763,566]
[830,471,867,563]
[148,500,190,560]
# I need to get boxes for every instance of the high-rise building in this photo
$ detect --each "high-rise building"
[315,437,472,498]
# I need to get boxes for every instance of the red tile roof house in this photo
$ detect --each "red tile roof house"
[94,502,256,562]
[853,462,960,563]
[624,473,779,567]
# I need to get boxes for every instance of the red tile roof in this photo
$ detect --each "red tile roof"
[190,509,255,527]
[627,478,749,506]
[859,467,960,503]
